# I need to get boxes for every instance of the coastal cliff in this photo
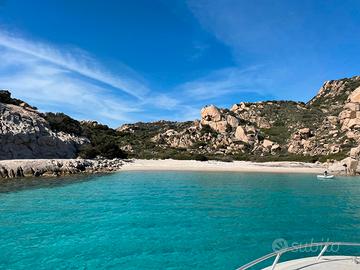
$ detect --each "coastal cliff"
[0,90,89,159]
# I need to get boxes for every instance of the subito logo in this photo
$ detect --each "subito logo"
[272,238,288,252]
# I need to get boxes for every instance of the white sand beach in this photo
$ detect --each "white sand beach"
[121,159,326,174]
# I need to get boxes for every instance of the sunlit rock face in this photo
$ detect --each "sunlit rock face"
[0,91,88,159]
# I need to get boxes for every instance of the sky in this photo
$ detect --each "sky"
[0,0,359,127]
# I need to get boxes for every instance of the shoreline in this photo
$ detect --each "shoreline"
[121,159,326,174]
[0,158,328,179]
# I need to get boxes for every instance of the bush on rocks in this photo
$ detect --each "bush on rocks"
[45,112,82,136]
[78,142,127,159]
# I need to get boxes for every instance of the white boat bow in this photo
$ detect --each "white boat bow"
[236,242,360,270]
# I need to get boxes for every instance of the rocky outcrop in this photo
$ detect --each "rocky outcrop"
[339,87,360,132]
[328,157,359,176]
[284,77,360,158]
[0,90,37,110]
[287,128,315,154]
[0,93,89,159]
[0,158,124,179]
[231,102,271,128]
[308,77,360,114]
[151,128,195,148]
[200,105,230,133]
[234,126,248,142]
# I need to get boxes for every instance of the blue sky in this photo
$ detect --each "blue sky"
[0,0,359,127]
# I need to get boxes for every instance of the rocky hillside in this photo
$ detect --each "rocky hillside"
[117,75,360,163]
[2,75,360,166]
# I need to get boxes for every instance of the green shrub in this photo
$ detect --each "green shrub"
[0,90,12,104]
[45,112,82,135]
[261,125,290,143]
[200,124,217,136]
[212,155,233,162]
[78,144,99,159]
[318,151,348,162]
[232,153,252,161]
[78,141,128,159]
[192,141,207,148]
[44,112,130,159]
[193,154,208,161]
[96,142,127,159]
[225,124,232,132]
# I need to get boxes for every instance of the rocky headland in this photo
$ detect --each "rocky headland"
[0,97,88,160]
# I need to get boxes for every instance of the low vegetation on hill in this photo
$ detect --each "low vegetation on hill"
[44,113,128,159]
[0,90,37,110]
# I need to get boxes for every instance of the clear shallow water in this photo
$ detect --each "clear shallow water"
[1,172,360,270]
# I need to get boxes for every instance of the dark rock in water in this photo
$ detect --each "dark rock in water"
[0,167,8,178]
[15,167,24,177]
[8,169,15,178]
[33,169,42,177]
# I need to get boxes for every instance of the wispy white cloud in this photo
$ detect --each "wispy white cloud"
[0,30,204,125]
[0,29,275,126]
[176,66,272,100]
[0,30,149,99]
[0,31,155,127]
[0,33,200,126]
[0,49,142,124]
[145,94,180,110]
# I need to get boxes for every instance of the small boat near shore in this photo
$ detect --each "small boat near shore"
[317,174,335,179]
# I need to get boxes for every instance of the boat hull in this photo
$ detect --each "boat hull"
[317,175,334,179]
[262,255,360,269]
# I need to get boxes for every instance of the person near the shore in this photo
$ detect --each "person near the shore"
[343,164,348,175]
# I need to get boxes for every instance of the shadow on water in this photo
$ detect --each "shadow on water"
[0,173,113,194]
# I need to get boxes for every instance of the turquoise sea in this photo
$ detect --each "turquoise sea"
[1,171,360,269]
